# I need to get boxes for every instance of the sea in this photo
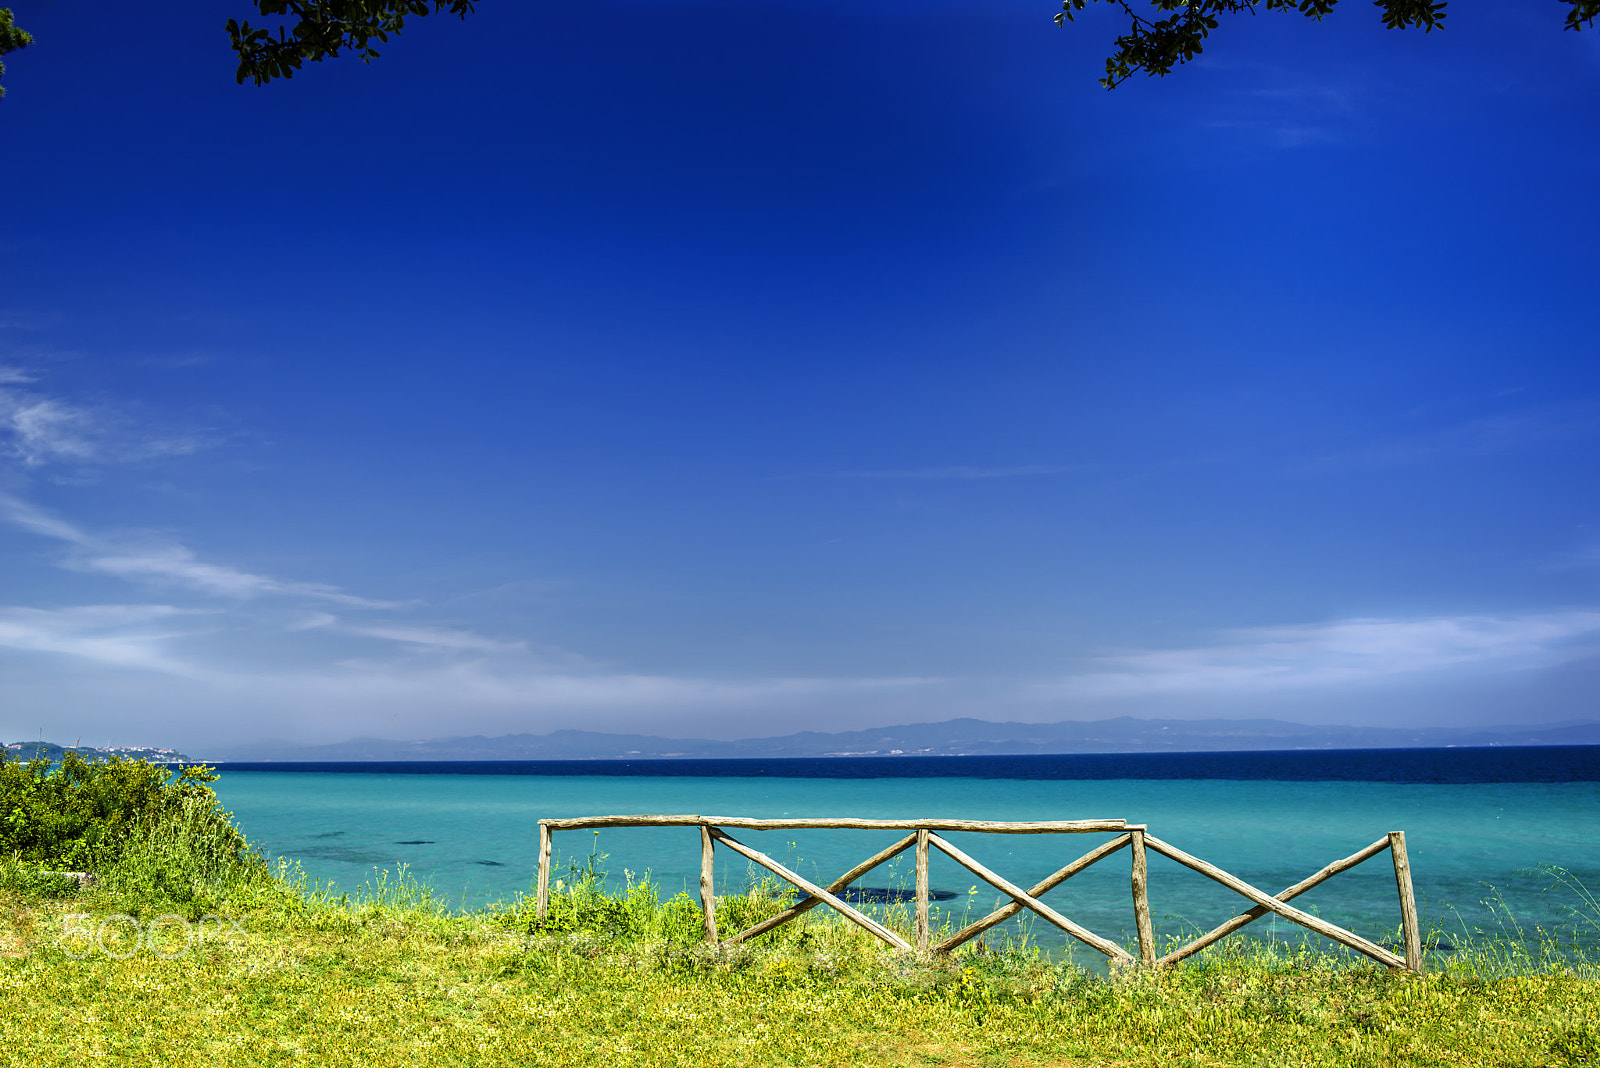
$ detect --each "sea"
[207,746,1600,963]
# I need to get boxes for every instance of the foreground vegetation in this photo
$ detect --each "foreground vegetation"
[1,757,1597,1066]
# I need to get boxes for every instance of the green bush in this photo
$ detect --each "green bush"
[0,752,264,900]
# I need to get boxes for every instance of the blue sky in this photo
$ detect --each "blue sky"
[2,0,1598,748]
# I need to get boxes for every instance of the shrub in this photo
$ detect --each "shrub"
[0,752,264,901]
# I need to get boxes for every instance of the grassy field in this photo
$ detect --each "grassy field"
[2,865,1598,1067]
[1,759,1597,1066]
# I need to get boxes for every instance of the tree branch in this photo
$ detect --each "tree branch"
[0,6,33,100]
[228,0,476,87]
[1057,0,1454,89]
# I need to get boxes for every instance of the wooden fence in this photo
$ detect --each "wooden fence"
[534,815,1423,972]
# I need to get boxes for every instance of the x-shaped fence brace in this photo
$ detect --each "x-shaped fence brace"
[535,815,1422,972]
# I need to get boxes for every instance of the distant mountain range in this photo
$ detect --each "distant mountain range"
[205,716,1600,762]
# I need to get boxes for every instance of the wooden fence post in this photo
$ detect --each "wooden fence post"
[701,824,719,946]
[536,823,552,921]
[915,828,931,953]
[1388,831,1422,973]
[1131,828,1155,968]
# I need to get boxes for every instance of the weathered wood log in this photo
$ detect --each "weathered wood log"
[1156,834,1392,967]
[538,815,1128,833]
[915,828,931,953]
[724,832,919,946]
[1131,829,1155,968]
[933,833,1132,953]
[541,814,708,829]
[1389,830,1422,973]
[927,833,1134,964]
[707,817,1128,834]
[708,828,914,952]
[701,825,718,946]
[536,823,552,920]
[1141,834,1404,969]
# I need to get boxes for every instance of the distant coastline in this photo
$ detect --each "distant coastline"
[3,740,192,763]
[204,745,1600,783]
[203,714,1600,763]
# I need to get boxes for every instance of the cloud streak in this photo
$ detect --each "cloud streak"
[0,604,208,675]
[338,622,528,653]
[79,544,393,607]
[0,596,944,744]
[0,392,97,466]
[0,488,940,735]
[1043,612,1600,699]
[0,492,392,607]
[0,370,210,469]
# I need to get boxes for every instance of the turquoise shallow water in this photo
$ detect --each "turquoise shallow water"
[210,769,1600,961]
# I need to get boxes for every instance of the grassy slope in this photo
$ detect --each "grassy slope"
[0,760,1595,1067]
[3,881,1598,1068]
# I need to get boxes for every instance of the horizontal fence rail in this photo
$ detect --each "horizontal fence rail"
[534,815,1422,973]
[539,815,1130,833]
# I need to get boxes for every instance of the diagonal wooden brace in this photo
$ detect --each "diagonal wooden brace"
[1157,835,1393,967]
[928,833,1134,964]
[724,832,919,946]
[934,832,1132,953]
[1142,833,1404,969]
[708,828,914,952]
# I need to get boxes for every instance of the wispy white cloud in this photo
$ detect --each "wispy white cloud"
[1184,59,1370,151]
[0,488,939,726]
[0,492,392,607]
[79,544,393,607]
[338,623,526,652]
[0,374,284,607]
[0,597,942,743]
[1210,81,1357,147]
[293,614,597,668]
[0,492,92,544]
[1040,612,1600,699]
[270,662,937,711]
[0,370,213,469]
[0,392,98,466]
[0,604,208,675]
[0,366,954,743]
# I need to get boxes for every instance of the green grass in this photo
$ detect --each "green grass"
[1,768,1597,1066]
[3,860,1598,1066]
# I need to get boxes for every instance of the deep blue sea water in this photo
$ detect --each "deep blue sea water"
[208,746,1600,962]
